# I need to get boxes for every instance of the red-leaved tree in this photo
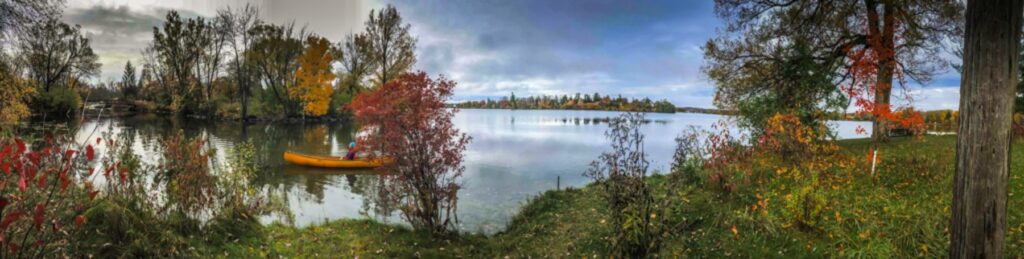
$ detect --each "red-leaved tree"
[351,71,470,234]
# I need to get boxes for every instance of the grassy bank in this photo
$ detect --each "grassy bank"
[216,135,1023,257]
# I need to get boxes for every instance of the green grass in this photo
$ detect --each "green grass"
[213,135,1024,257]
[216,220,487,258]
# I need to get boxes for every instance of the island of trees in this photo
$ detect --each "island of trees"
[454,92,678,113]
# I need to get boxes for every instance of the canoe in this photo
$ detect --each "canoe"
[283,151,393,169]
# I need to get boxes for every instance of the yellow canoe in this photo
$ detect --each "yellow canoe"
[283,151,393,169]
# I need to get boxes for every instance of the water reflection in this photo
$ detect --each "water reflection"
[40,109,871,234]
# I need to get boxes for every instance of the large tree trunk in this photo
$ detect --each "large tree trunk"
[951,0,1023,257]
[870,2,896,144]
[871,66,893,143]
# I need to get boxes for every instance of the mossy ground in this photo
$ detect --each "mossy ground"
[214,135,1023,258]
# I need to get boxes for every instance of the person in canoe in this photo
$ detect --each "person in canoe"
[344,141,359,160]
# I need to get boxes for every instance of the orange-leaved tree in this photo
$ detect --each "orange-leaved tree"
[292,36,335,117]
[351,71,470,234]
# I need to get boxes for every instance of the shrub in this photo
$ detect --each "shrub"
[80,131,182,257]
[216,140,287,232]
[584,112,670,257]
[0,135,106,257]
[351,72,470,235]
[32,86,81,116]
[700,114,853,231]
[81,131,284,257]
[154,131,219,225]
[670,127,706,185]
[215,100,242,120]
[329,89,353,116]
[702,121,750,194]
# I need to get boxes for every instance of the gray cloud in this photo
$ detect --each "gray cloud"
[64,5,164,35]
[63,5,205,81]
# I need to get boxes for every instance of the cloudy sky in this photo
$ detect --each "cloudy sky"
[63,0,962,110]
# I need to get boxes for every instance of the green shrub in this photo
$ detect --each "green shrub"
[585,112,675,257]
[77,131,284,257]
[215,100,242,120]
[329,89,353,116]
[33,86,81,115]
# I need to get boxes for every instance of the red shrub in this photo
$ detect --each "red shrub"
[351,71,470,234]
[0,135,114,257]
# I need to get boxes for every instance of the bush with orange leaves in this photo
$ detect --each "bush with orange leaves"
[696,113,857,231]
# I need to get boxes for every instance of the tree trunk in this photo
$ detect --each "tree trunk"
[870,2,896,144]
[238,61,249,121]
[871,68,893,143]
[240,83,249,120]
[951,0,1022,257]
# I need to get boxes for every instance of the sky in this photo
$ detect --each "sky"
[62,0,962,110]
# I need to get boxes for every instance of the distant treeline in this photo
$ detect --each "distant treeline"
[455,92,678,113]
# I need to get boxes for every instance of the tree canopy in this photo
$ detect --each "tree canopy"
[19,19,100,93]
[352,72,469,234]
[365,4,416,86]
[293,36,335,117]
[705,0,963,141]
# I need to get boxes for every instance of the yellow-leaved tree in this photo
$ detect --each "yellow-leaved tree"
[292,36,335,117]
[0,60,33,124]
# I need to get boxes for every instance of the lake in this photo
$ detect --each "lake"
[60,109,871,234]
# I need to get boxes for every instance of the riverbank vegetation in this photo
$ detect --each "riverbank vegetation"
[206,134,1022,257]
[455,92,678,113]
[0,127,285,257]
[4,0,1024,257]
[0,2,419,123]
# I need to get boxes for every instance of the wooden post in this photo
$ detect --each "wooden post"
[870,149,878,176]
[951,0,1023,257]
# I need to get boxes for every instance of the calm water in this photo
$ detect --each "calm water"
[59,109,870,234]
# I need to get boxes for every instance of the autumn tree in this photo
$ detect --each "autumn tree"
[0,0,63,123]
[292,36,335,117]
[247,22,307,116]
[0,59,32,124]
[335,33,374,97]
[19,19,100,93]
[951,0,1023,257]
[705,0,963,143]
[120,61,138,100]
[197,14,230,105]
[351,72,470,234]
[217,4,261,120]
[18,19,99,115]
[150,11,208,113]
[145,9,229,113]
[365,5,416,86]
